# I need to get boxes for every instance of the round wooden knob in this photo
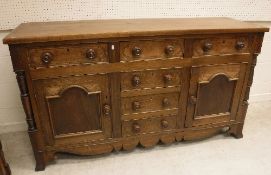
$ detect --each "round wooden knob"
[86,49,96,59]
[133,123,141,133]
[103,104,111,116]
[132,101,141,111]
[132,47,142,57]
[132,75,141,87]
[202,42,213,52]
[162,98,170,107]
[165,45,174,56]
[161,120,169,129]
[236,41,245,50]
[164,74,173,83]
[41,52,53,64]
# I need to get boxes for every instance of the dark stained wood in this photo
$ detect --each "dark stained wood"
[185,63,247,127]
[0,141,11,175]
[33,74,112,146]
[3,18,268,171]
[47,86,101,136]
[16,70,36,131]
[109,42,122,137]
[15,70,47,171]
[196,74,235,116]
[3,18,269,44]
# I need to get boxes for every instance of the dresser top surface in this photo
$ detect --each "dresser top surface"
[3,17,269,44]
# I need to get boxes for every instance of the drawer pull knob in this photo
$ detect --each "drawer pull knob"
[103,104,111,116]
[165,45,174,56]
[161,120,169,129]
[162,98,170,107]
[132,47,142,57]
[164,74,173,83]
[41,52,53,64]
[190,96,197,105]
[236,41,245,50]
[132,75,141,87]
[202,42,213,52]
[132,101,141,111]
[86,49,96,59]
[132,123,141,133]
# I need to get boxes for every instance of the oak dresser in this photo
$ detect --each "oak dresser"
[3,18,269,171]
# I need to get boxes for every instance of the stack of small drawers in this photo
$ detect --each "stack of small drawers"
[119,39,184,136]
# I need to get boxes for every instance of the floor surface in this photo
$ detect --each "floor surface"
[1,101,271,175]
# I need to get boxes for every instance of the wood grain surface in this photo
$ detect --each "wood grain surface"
[3,18,269,44]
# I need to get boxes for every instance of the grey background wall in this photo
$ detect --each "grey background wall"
[0,1,270,133]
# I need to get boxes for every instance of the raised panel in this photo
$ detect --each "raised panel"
[33,74,111,145]
[196,74,236,117]
[46,86,102,137]
[186,63,247,127]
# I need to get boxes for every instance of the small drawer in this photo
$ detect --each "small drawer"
[122,115,177,137]
[120,39,184,62]
[121,69,181,91]
[121,92,179,115]
[192,36,250,57]
[29,43,108,68]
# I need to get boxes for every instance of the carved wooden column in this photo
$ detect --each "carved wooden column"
[16,70,36,131]
[15,70,46,171]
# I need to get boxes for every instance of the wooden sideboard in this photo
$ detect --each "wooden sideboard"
[3,18,269,171]
[0,141,11,175]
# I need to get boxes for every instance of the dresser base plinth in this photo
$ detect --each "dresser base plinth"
[37,123,241,171]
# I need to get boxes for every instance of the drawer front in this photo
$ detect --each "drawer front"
[122,115,177,136]
[120,39,184,62]
[193,36,250,57]
[29,43,108,68]
[121,69,181,91]
[121,92,179,115]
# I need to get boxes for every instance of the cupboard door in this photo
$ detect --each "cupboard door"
[185,63,247,127]
[33,74,112,145]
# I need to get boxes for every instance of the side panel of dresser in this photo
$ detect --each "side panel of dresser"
[228,33,265,138]
[9,45,47,171]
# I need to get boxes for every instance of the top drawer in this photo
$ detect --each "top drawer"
[29,43,108,68]
[192,36,250,57]
[120,39,184,62]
